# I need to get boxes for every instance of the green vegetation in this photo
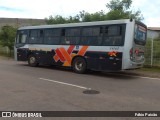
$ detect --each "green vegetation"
[45,0,143,24]
[144,39,160,67]
[0,25,17,56]
[139,67,160,72]
[106,0,143,21]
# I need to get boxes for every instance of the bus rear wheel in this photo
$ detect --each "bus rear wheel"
[28,55,38,67]
[72,57,87,74]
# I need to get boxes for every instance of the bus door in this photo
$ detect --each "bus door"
[15,30,28,61]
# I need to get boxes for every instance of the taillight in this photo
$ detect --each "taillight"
[135,49,139,55]
[130,48,134,61]
[130,48,133,55]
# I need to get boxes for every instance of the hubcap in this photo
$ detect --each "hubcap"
[30,57,36,64]
[75,61,83,71]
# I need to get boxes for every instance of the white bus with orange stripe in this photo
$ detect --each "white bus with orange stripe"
[14,19,147,73]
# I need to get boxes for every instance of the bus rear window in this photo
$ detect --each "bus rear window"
[134,24,147,45]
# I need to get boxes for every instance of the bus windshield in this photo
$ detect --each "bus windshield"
[16,30,28,44]
[134,24,147,45]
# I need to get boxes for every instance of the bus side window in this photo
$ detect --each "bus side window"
[100,27,103,34]
[102,25,124,46]
[108,26,121,36]
[60,29,66,44]
[39,30,43,37]
[61,28,80,45]
[61,29,65,36]
[29,30,43,44]
[103,37,112,46]
[81,27,102,46]
[61,37,70,44]
[109,36,122,46]
[44,29,61,45]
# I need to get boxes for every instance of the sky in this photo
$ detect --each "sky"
[0,0,159,27]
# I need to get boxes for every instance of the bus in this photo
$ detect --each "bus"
[14,19,147,73]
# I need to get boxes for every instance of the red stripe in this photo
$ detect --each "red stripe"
[55,48,65,62]
[67,45,75,54]
[59,48,72,65]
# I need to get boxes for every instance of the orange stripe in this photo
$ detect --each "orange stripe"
[63,61,70,66]
[53,46,75,62]
[53,55,59,62]
[55,48,66,62]
[59,48,72,65]
[78,46,88,56]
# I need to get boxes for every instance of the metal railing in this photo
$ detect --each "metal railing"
[0,46,9,55]
[0,46,14,57]
[144,38,160,67]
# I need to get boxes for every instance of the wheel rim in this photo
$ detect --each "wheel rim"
[75,60,84,71]
[30,57,36,64]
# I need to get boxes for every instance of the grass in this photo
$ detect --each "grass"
[0,52,14,58]
[138,67,160,73]
[145,39,160,67]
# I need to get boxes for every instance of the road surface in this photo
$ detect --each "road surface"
[0,58,160,120]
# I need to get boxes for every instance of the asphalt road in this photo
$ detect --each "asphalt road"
[0,58,160,119]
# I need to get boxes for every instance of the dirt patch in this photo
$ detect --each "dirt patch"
[0,56,14,60]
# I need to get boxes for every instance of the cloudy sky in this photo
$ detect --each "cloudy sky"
[0,0,159,27]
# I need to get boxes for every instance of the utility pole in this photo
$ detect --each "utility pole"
[151,34,154,67]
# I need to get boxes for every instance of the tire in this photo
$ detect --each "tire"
[28,55,38,67]
[72,57,87,74]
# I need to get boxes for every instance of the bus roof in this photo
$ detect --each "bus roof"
[18,19,134,30]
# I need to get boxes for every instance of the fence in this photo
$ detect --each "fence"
[0,46,14,57]
[0,46,9,55]
[144,38,160,67]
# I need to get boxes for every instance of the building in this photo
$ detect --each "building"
[147,27,160,39]
[0,17,46,29]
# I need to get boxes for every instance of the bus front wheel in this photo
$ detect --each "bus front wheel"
[72,57,87,74]
[28,55,38,67]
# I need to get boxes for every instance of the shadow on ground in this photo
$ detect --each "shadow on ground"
[18,63,139,80]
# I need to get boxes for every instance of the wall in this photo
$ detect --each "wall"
[0,18,46,29]
[147,30,160,39]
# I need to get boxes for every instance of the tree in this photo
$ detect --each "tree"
[78,10,107,22]
[0,25,17,56]
[45,15,66,24]
[45,0,144,24]
[67,15,80,23]
[45,15,80,24]
[106,0,143,20]
[45,10,108,24]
